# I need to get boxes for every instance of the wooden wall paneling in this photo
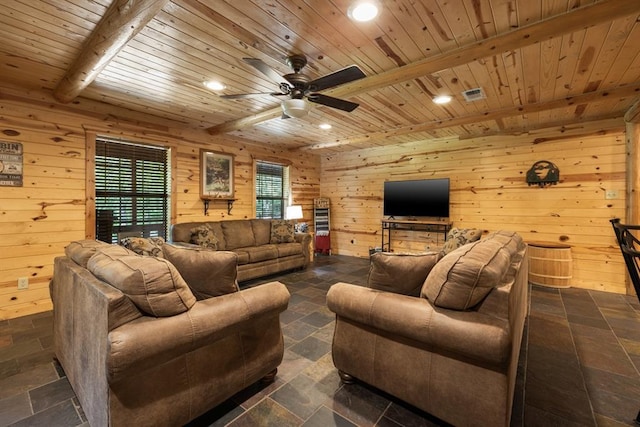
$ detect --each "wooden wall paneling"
[320,128,627,293]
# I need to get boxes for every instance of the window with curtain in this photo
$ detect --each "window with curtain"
[255,161,290,219]
[95,138,170,243]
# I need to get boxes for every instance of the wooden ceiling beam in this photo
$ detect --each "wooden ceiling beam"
[207,0,640,135]
[304,83,640,150]
[53,0,170,104]
[625,100,640,123]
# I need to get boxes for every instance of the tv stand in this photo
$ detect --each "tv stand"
[381,219,452,252]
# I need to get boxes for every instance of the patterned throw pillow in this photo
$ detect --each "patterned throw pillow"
[440,228,482,256]
[120,237,165,258]
[270,220,295,243]
[190,225,218,249]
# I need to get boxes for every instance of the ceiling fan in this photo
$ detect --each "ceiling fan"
[220,54,366,118]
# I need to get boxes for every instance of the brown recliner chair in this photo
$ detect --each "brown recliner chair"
[327,230,529,427]
[51,240,290,427]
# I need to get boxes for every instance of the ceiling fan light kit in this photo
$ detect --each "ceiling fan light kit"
[220,54,366,120]
[282,98,310,118]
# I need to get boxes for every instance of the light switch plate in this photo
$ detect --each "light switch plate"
[605,190,618,200]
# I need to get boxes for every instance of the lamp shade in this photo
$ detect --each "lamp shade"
[282,99,310,118]
[286,205,303,220]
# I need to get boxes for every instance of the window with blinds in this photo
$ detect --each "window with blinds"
[256,161,290,219]
[95,138,170,243]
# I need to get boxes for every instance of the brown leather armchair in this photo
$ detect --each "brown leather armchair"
[51,240,290,427]
[327,231,529,427]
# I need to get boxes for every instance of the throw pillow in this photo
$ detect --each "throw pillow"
[162,244,239,299]
[120,236,165,257]
[87,250,196,317]
[368,252,441,297]
[190,224,218,250]
[423,237,512,310]
[270,220,295,243]
[440,227,482,256]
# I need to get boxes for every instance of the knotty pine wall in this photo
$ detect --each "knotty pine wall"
[320,123,628,294]
[0,95,320,320]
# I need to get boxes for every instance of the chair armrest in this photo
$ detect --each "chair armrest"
[327,282,511,367]
[107,281,290,383]
[295,232,312,265]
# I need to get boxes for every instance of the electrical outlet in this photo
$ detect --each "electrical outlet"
[605,189,619,200]
[17,277,28,290]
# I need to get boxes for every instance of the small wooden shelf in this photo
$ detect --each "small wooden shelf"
[202,198,235,216]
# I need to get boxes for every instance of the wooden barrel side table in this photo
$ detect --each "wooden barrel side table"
[527,241,573,288]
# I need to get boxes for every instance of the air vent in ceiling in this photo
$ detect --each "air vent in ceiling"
[462,87,486,102]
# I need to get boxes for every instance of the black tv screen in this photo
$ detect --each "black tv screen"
[383,178,450,218]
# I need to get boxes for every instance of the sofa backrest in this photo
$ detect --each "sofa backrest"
[171,221,226,249]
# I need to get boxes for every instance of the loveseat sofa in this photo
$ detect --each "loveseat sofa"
[327,230,528,427]
[171,219,311,282]
[50,239,290,427]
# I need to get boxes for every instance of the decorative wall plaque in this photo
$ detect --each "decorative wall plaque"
[526,160,560,187]
[0,141,23,187]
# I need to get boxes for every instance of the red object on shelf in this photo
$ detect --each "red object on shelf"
[315,235,331,255]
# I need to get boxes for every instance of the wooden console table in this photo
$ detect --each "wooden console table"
[381,219,452,252]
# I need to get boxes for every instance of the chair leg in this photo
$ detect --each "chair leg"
[338,370,355,384]
[261,368,277,384]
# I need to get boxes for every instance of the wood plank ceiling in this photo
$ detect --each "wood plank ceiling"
[0,0,639,153]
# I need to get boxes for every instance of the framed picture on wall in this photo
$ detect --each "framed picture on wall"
[200,149,234,199]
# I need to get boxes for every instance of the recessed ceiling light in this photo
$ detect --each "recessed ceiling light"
[319,123,332,130]
[348,1,379,22]
[432,95,452,104]
[204,81,225,91]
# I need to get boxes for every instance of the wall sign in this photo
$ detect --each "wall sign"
[526,160,560,187]
[0,141,23,187]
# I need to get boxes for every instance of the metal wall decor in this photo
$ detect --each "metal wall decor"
[526,160,560,187]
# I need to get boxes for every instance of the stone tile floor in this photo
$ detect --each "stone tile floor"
[1,254,640,426]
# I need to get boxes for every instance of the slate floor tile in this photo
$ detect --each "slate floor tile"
[8,399,81,427]
[302,405,357,427]
[227,398,301,427]
[290,336,332,362]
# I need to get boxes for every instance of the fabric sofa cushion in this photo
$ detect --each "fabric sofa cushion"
[190,224,219,250]
[88,249,196,317]
[422,237,512,310]
[251,219,272,246]
[368,252,441,297]
[121,236,165,257]
[270,220,295,243]
[162,244,239,299]
[65,239,112,267]
[222,220,256,249]
[440,227,482,256]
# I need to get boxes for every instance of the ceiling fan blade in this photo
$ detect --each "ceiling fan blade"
[308,94,360,112]
[242,58,286,85]
[220,92,287,99]
[308,65,366,92]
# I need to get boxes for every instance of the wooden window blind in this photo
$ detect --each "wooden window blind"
[256,161,290,219]
[95,138,170,243]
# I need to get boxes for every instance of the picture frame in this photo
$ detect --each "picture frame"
[200,149,235,199]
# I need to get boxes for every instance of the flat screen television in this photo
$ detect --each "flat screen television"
[383,178,450,218]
